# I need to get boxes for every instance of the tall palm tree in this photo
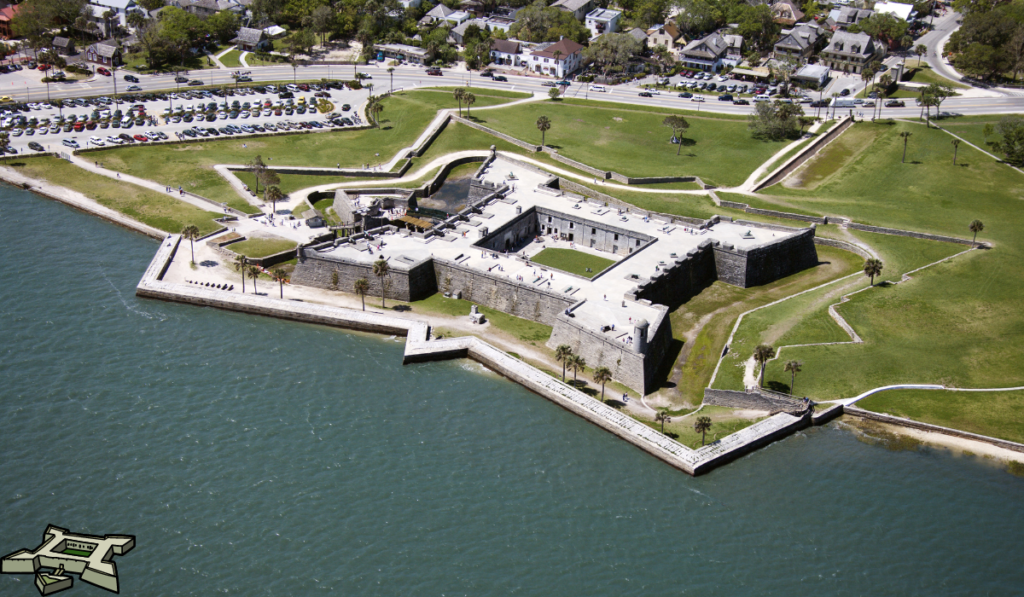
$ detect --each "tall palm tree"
[180,224,200,264]
[753,344,776,388]
[951,138,961,165]
[387,66,395,94]
[233,254,248,293]
[899,131,912,163]
[693,415,712,446]
[555,344,573,381]
[969,219,985,247]
[593,366,612,401]
[247,264,262,294]
[568,354,587,384]
[536,115,551,148]
[453,87,465,117]
[655,409,672,433]
[367,95,384,128]
[464,92,476,118]
[353,277,370,310]
[914,43,928,67]
[784,360,803,395]
[271,268,288,298]
[863,258,884,286]
[372,258,390,308]
[266,185,284,215]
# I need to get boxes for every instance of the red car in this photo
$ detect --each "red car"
[133,134,148,142]
[38,64,50,71]
[298,83,309,91]
[97,67,111,76]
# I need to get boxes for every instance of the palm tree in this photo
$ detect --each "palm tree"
[180,224,200,264]
[354,277,370,310]
[863,258,884,286]
[593,366,612,401]
[387,66,395,94]
[464,92,476,118]
[655,409,672,433]
[271,268,288,298]
[952,138,961,165]
[555,344,573,381]
[915,43,928,67]
[568,354,587,384]
[233,254,248,293]
[784,360,803,395]
[453,87,465,117]
[247,264,262,294]
[693,415,712,446]
[969,219,985,247]
[367,95,384,128]
[899,131,912,163]
[536,115,551,148]
[372,258,390,308]
[266,185,284,215]
[753,344,776,388]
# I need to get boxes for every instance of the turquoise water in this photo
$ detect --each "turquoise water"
[1,185,1022,596]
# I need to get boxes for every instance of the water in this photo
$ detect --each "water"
[420,178,472,214]
[1,184,1022,596]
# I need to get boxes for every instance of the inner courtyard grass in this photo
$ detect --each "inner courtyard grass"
[228,236,296,258]
[6,157,222,235]
[529,248,616,278]
[469,100,790,186]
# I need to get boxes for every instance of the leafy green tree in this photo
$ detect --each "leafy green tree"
[354,277,370,310]
[509,0,589,44]
[655,409,672,433]
[372,257,390,307]
[555,344,573,381]
[247,154,267,194]
[675,0,719,36]
[584,32,642,77]
[693,415,712,446]
[287,28,317,56]
[159,7,210,66]
[310,5,335,45]
[863,258,884,286]
[858,13,909,48]
[593,366,613,401]
[208,10,240,44]
[969,219,985,247]
[753,344,776,388]
[266,185,285,215]
[271,267,288,299]
[536,115,551,147]
[784,360,802,395]
[662,114,690,156]
[737,4,778,53]
[367,95,384,127]
[749,100,803,140]
[990,115,1024,165]
[259,168,281,203]
[915,43,928,66]
[548,86,561,100]
[180,224,201,264]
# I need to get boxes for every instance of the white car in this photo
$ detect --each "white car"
[286,84,300,92]
[106,136,122,144]
[126,84,141,91]
[718,75,729,82]
[89,136,105,146]
[266,85,278,93]
[588,85,607,92]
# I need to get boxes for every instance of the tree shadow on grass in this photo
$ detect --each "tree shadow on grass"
[546,144,563,150]
[766,381,791,394]
[908,160,923,165]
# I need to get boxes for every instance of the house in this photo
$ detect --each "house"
[85,41,123,66]
[771,0,804,25]
[829,7,873,30]
[585,8,621,38]
[551,0,594,22]
[773,23,823,61]
[0,3,20,40]
[443,9,472,26]
[449,19,480,45]
[527,38,584,78]
[819,30,879,73]
[397,0,422,9]
[52,37,76,56]
[181,0,220,18]
[873,1,916,21]
[423,4,455,24]
[723,33,743,64]
[646,23,683,52]
[679,32,728,72]
[626,27,648,47]
[793,63,830,88]
[374,43,433,65]
[490,38,524,68]
[231,27,269,51]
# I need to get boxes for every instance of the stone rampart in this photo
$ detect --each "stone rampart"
[631,241,717,308]
[450,116,541,152]
[712,226,818,288]
[846,223,982,246]
[411,113,452,157]
[541,148,610,178]
[814,237,873,259]
[753,116,853,192]
[703,388,806,413]
[292,247,437,301]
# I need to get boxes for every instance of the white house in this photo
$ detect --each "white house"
[585,8,621,38]
[873,1,916,21]
[490,38,524,68]
[527,38,584,78]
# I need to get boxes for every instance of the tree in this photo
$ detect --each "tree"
[784,360,803,395]
[753,344,776,388]
[693,415,712,446]
[354,278,370,310]
[366,95,384,127]
[372,258,390,307]
[509,0,589,44]
[858,13,909,49]
[207,10,240,44]
[863,258,884,286]
[180,224,201,264]
[738,4,779,53]
[990,115,1024,165]
[126,10,148,32]
[453,87,465,117]
[662,114,690,156]
[310,5,335,46]
[593,366,612,401]
[259,169,281,204]
[247,155,267,194]
[915,43,928,67]
[548,86,561,100]
[464,92,476,117]
[969,219,985,247]
[233,254,248,293]
[924,82,954,119]
[536,115,551,147]
[567,354,587,383]
[387,66,395,94]
[555,344,573,381]
[271,267,288,299]
[583,32,642,77]
[952,138,961,165]
[287,28,317,56]
[749,100,803,141]
[266,185,284,215]
[899,131,912,163]
[655,409,672,433]
[247,264,262,294]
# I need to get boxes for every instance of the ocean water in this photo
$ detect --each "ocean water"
[1,184,1022,596]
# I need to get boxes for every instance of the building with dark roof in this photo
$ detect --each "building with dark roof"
[679,33,728,72]
[85,41,123,66]
[231,27,268,51]
[820,30,879,73]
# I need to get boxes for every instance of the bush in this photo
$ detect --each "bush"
[346,80,362,90]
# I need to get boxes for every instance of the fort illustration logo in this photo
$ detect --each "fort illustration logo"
[2,526,135,595]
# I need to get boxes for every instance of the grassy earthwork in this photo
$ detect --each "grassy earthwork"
[529,248,616,279]
[227,236,297,259]
[639,406,767,450]
[409,294,553,343]
[856,389,1024,444]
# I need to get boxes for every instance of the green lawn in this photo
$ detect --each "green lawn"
[228,236,296,258]
[409,294,553,343]
[529,248,616,278]
[421,87,533,100]
[61,549,92,557]
[7,157,222,235]
[936,115,1006,153]
[856,389,1024,444]
[729,119,1024,441]
[904,65,968,88]
[641,405,767,450]
[469,100,790,187]
[219,49,244,68]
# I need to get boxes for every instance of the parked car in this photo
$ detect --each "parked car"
[28,141,44,151]
[62,138,79,148]
[97,67,111,76]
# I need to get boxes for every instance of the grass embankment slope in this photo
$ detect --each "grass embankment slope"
[472,99,789,187]
[727,119,1024,438]
[7,157,221,235]
[228,236,296,258]
[530,248,616,278]
[86,90,529,215]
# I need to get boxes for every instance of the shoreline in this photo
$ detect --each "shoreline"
[841,417,1024,468]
